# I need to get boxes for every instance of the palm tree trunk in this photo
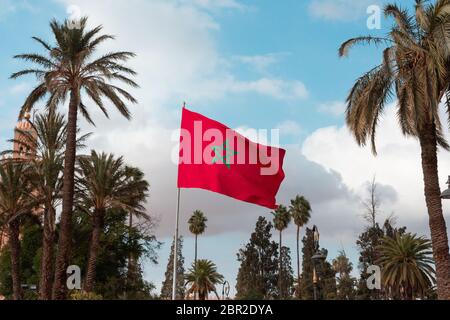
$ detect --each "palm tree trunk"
[0,225,5,249]
[296,225,301,299]
[40,206,55,300]
[194,234,198,265]
[419,123,450,300]
[84,209,104,292]
[194,234,198,300]
[53,89,80,300]
[279,230,282,298]
[9,219,22,300]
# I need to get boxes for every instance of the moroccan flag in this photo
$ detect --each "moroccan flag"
[177,107,286,209]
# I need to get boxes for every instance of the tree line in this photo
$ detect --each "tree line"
[161,182,436,300]
[0,16,152,300]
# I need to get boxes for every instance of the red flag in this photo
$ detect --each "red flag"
[177,108,286,209]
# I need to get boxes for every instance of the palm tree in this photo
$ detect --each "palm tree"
[332,250,352,277]
[5,111,90,299]
[185,259,224,300]
[76,151,149,292]
[339,1,450,299]
[289,195,311,298]
[272,205,291,298]
[188,210,208,265]
[11,17,138,299]
[377,233,435,299]
[0,160,35,300]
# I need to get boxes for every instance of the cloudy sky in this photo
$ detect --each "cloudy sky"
[1,0,450,296]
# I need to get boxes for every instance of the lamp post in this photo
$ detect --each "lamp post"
[311,225,326,300]
[441,176,450,199]
[222,280,230,300]
[312,264,318,300]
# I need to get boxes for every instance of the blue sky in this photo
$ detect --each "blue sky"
[2,0,449,297]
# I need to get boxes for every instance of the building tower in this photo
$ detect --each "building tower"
[13,112,37,161]
[0,112,38,249]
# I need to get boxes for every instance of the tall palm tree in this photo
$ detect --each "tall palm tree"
[0,160,35,300]
[339,1,450,299]
[272,205,291,298]
[377,233,435,299]
[188,210,208,265]
[185,259,224,300]
[5,111,90,299]
[289,195,311,298]
[11,17,138,299]
[76,151,149,292]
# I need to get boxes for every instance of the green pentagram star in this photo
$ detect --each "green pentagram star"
[211,140,238,169]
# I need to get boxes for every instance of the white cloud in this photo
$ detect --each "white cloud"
[9,82,31,95]
[309,0,379,22]
[53,0,310,236]
[0,0,15,17]
[182,0,247,11]
[51,0,352,292]
[317,101,346,116]
[0,0,37,18]
[233,52,290,74]
[302,103,450,236]
[230,78,308,101]
[277,120,302,137]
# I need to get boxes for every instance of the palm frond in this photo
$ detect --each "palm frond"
[339,36,391,57]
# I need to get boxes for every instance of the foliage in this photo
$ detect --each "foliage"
[70,291,103,300]
[161,236,185,299]
[332,251,356,300]
[272,205,291,233]
[288,195,311,298]
[279,246,294,299]
[11,17,138,123]
[188,210,208,236]
[236,217,279,300]
[0,217,42,299]
[11,16,138,298]
[299,228,336,300]
[340,0,450,299]
[356,219,406,299]
[289,196,311,228]
[0,207,160,299]
[185,259,224,300]
[377,233,435,299]
[70,208,160,299]
[339,1,450,153]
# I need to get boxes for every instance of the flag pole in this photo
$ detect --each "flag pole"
[172,102,185,300]
[172,188,181,300]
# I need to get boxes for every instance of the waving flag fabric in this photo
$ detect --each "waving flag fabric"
[177,108,286,209]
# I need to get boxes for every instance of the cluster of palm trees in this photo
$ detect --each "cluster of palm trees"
[0,16,140,300]
[272,195,312,297]
[0,111,149,300]
[339,0,450,299]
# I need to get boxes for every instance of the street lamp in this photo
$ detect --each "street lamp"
[441,176,450,199]
[311,225,326,300]
[222,280,230,300]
